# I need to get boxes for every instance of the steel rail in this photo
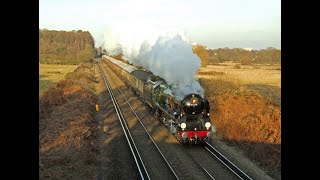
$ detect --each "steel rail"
[205,142,252,180]
[98,62,150,180]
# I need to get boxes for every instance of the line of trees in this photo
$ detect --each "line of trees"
[193,45,281,66]
[39,29,95,64]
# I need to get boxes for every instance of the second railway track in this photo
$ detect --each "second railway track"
[98,61,178,179]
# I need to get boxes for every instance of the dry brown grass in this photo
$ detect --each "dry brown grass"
[199,63,281,88]
[198,71,225,76]
[39,62,98,179]
[198,62,281,177]
[234,64,241,69]
[39,63,78,96]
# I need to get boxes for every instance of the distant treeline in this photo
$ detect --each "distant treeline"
[193,45,281,66]
[39,29,95,64]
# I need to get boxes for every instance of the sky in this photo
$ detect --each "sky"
[39,0,281,50]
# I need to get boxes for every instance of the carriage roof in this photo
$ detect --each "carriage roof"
[104,56,138,73]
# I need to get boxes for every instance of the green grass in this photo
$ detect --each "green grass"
[39,63,78,96]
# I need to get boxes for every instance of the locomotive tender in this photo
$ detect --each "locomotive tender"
[102,55,216,145]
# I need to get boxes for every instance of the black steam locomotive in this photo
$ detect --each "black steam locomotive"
[102,55,216,144]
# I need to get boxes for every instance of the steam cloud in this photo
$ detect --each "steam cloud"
[103,26,204,99]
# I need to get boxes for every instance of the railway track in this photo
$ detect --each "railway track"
[99,58,253,180]
[184,142,252,180]
[98,61,150,179]
[204,142,252,180]
[98,61,178,179]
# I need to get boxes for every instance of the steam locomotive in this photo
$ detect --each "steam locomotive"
[102,55,216,145]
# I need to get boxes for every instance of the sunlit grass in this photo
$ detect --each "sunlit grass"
[198,62,281,174]
[39,63,78,96]
[198,63,281,87]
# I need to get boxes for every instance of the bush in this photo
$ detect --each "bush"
[40,87,67,114]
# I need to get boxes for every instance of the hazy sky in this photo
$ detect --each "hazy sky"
[39,0,281,49]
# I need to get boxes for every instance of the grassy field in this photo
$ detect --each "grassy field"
[198,62,281,106]
[198,62,281,177]
[39,64,78,96]
[198,62,280,86]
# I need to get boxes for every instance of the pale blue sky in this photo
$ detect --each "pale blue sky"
[39,0,281,49]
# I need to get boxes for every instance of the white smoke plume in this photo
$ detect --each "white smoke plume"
[103,25,204,98]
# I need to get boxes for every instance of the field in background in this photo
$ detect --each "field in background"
[198,62,281,178]
[198,62,281,106]
[199,62,280,86]
[39,64,78,96]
